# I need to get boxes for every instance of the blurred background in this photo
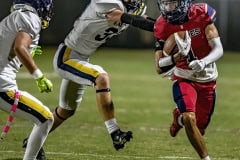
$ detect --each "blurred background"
[0,0,239,51]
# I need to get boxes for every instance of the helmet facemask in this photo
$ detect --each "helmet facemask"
[157,0,190,24]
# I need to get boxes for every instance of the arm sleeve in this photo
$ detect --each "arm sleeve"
[202,37,223,65]
[120,13,155,32]
[159,55,175,72]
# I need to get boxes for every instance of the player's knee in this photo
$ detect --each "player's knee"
[46,116,54,130]
[156,67,162,75]
[95,73,110,88]
[197,123,207,136]
[182,112,197,127]
[54,107,75,120]
[48,116,54,124]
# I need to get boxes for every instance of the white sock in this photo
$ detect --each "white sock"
[23,118,53,160]
[201,156,211,160]
[104,118,119,134]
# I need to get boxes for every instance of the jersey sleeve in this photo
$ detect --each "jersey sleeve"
[154,16,169,41]
[194,3,216,24]
[95,0,125,15]
[14,11,41,38]
[206,4,216,23]
[154,16,162,39]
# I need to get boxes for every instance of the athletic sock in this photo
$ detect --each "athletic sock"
[105,118,119,134]
[201,156,211,160]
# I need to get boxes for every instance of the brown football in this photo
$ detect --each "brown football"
[163,31,186,56]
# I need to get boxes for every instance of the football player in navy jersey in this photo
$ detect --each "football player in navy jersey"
[106,0,223,159]
[0,0,54,159]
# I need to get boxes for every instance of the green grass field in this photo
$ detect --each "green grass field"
[0,48,239,160]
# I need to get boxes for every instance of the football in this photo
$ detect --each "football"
[163,31,186,56]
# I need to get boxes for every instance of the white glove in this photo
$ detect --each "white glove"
[174,31,191,57]
[189,60,206,72]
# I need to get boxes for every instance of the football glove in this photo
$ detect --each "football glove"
[35,75,53,93]
[189,60,206,72]
[31,46,42,57]
[133,2,147,16]
[174,31,191,57]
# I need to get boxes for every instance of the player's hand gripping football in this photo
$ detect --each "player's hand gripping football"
[174,31,191,57]
[31,45,43,57]
[133,1,147,16]
[35,75,53,93]
[188,60,206,72]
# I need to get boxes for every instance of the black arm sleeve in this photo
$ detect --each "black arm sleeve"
[121,13,155,32]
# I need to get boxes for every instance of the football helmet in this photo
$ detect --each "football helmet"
[157,0,191,24]
[12,0,53,29]
[122,0,143,12]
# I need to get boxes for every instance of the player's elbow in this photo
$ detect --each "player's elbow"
[156,66,164,75]
[218,45,224,58]
[214,37,224,58]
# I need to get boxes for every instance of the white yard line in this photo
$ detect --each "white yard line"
[0,150,192,159]
[0,150,237,160]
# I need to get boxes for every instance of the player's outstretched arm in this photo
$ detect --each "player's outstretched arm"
[13,32,53,93]
[106,9,155,32]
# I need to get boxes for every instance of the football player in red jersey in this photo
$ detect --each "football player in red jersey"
[106,0,223,159]
[154,1,223,159]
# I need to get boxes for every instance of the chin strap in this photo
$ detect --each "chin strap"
[0,90,20,141]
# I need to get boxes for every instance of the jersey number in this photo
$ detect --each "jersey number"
[95,27,119,41]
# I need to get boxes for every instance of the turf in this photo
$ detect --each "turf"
[0,48,239,160]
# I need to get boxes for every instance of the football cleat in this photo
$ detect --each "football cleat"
[22,138,46,160]
[36,148,46,160]
[170,108,183,137]
[111,129,133,150]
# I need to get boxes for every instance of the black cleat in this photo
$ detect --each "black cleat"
[22,138,46,160]
[36,147,46,160]
[111,129,133,151]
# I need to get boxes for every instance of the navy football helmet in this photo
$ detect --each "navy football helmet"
[157,0,191,24]
[122,0,143,12]
[12,0,53,29]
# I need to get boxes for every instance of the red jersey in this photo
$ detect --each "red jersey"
[154,3,218,82]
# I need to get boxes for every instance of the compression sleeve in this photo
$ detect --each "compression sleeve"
[121,13,155,32]
[158,55,175,72]
[202,37,223,65]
